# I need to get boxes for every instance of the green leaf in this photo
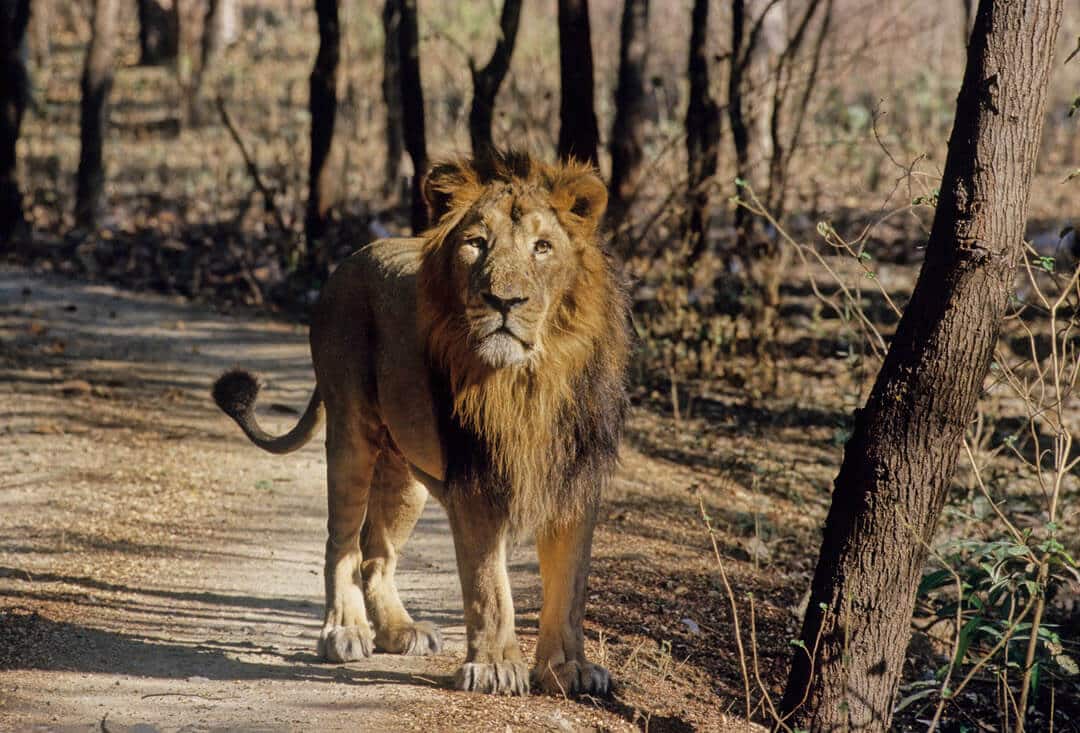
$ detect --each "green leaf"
[955,617,980,665]
[254,479,274,490]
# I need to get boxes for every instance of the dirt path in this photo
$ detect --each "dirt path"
[0,268,634,732]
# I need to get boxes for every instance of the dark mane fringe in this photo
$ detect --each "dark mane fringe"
[417,150,631,530]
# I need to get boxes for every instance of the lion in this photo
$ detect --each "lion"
[212,150,630,696]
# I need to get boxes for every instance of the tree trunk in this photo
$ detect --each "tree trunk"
[305,0,343,249]
[137,0,179,66]
[397,0,428,233]
[684,0,719,263]
[727,0,752,253]
[607,0,649,242]
[188,0,237,125]
[0,0,30,244]
[76,0,119,229]
[779,2,1063,730]
[556,0,599,166]
[468,0,522,157]
[381,0,404,200]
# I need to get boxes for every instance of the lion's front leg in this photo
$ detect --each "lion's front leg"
[447,501,529,695]
[317,420,378,663]
[532,512,610,697]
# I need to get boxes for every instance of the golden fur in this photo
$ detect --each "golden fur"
[418,152,629,528]
[213,150,630,696]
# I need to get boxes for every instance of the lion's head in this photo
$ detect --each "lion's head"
[416,150,629,525]
[417,150,612,371]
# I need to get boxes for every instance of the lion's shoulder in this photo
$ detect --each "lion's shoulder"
[354,237,426,278]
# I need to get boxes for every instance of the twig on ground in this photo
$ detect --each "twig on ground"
[697,495,751,722]
[140,692,240,701]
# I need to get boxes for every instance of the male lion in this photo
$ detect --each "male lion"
[213,151,630,696]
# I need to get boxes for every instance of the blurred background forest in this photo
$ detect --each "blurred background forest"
[3,0,1080,730]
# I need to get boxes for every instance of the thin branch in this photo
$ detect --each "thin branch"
[215,95,290,235]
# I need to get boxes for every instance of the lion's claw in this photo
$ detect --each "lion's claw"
[319,625,374,662]
[377,621,443,656]
[533,660,611,697]
[455,661,531,695]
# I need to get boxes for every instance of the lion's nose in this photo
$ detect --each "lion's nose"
[482,291,529,313]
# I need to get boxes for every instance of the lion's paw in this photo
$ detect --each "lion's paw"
[533,660,611,697]
[319,625,374,662]
[454,661,531,695]
[377,621,443,656]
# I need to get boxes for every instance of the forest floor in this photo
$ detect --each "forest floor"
[0,267,774,732]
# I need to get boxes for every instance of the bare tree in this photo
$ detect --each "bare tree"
[468,0,522,156]
[556,0,599,165]
[76,0,120,229]
[137,0,179,66]
[305,0,344,250]
[0,0,30,243]
[684,0,720,263]
[187,0,238,122]
[728,0,832,375]
[607,0,650,240]
[397,0,428,232]
[381,0,404,200]
[779,1,1064,729]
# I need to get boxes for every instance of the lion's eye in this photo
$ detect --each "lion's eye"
[533,239,552,256]
[463,236,486,252]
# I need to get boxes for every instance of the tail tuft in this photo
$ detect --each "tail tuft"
[213,369,262,422]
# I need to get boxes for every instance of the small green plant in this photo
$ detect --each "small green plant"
[917,533,1078,695]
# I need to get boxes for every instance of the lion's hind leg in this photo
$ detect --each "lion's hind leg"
[318,418,379,663]
[360,453,443,656]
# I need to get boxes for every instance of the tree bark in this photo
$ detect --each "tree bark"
[556,0,599,166]
[137,0,179,66]
[684,0,720,263]
[468,0,522,157]
[305,0,343,247]
[779,2,1063,730]
[607,0,649,240]
[381,0,404,200]
[397,0,428,233]
[76,0,119,229]
[0,0,30,244]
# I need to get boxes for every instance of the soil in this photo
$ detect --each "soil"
[0,268,764,732]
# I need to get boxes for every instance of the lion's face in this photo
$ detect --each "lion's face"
[419,152,610,372]
[449,189,580,368]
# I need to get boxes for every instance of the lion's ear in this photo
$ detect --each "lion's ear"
[550,169,608,232]
[422,160,477,226]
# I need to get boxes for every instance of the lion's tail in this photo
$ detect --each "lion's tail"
[212,369,324,455]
